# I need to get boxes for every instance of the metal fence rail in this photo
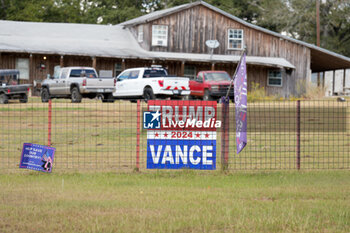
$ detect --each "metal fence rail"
[0,97,349,171]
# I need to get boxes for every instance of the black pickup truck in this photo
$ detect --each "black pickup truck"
[0,69,31,104]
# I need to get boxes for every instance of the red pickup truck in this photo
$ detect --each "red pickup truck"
[187,71,234,101]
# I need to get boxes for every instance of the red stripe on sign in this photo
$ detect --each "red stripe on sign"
[174,87,178,90]
[166,86,171,90]
[147,130,217,140]
[147,100,218,131]
[181,86,186,90]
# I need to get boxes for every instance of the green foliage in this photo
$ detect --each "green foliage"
[252,0,350,57]
[0,0,146,24]
[93,0,146,24]
[98,6,143,24]
[0,0,54,22]
[319,1,350,57]
[207,0,261,22]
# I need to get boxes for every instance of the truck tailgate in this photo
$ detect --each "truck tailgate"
[6,84,31,94]
[85,77,115,93]
[163,77,189,93]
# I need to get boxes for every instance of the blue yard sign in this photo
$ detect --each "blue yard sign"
[147,133,216,170]
[19,143,56,173]
[146,100,219,170]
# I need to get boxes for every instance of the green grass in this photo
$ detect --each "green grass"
[0,171,349,232]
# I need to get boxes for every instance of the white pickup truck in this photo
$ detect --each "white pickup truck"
[113,67,190,101]
[41,67,115,103]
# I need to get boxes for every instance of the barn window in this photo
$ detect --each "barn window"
[228,29,244,49]
[138,25,143,43]
[267,70,283,87]
[115,63,122,76]
[184,65,196,79]
[152,25,168,47]
[15,58,29,80]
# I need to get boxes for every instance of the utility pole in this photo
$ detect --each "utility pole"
[316,0,321,87]
[316,0,320,47]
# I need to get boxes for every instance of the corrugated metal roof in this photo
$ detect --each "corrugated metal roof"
[149,51,295,69]
[0,20,295,69]
[0,20,149,58]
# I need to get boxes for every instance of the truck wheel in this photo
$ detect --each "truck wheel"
[0,93,8,104]
[20,94,28,103]
[143,87,155,102]
[96,94,104,101]
[41,88,50,103]
[102,93,114,103]
[71,87,82,103]
[203,90,212,101]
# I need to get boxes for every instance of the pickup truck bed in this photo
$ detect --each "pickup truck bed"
[113,67,190,101]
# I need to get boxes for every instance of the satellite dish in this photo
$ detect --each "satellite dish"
[205,40,220,49]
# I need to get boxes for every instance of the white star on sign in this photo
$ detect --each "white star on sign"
[151,110,161,122]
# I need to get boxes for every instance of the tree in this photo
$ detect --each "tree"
[90,0,145,24]
[262,0,350,57]
[0,0,54,22]
[319,1,350,57]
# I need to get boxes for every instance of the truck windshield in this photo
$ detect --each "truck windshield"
[143,69,167,78]
[204,72,231,81]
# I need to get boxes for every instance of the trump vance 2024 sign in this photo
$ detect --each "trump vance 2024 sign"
[145,100,220,170]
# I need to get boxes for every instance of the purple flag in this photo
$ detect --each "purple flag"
[234,53,247,154]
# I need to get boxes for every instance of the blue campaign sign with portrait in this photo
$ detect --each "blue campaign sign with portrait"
[19,143,56,173]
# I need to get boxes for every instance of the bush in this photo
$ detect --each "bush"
[247,82,276,102]
[247,81,328,102]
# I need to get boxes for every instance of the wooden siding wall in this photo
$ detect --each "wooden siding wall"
[0,54,117,80]
[97,58,118,74]
[0,53,59,84]
[63,56,92,68]
[248,65,293,96]
[131,4,311,96]
[0,53,167,80]
[1,52,295,96]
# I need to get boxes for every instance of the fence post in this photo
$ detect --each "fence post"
[296,100,300,170]
[48,99,52,147]
[221,97,230,170]
[136,100,141,171]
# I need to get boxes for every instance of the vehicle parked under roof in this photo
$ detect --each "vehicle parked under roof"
[0,69,31,104]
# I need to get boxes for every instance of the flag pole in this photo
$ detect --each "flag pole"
[225,48,246,98]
